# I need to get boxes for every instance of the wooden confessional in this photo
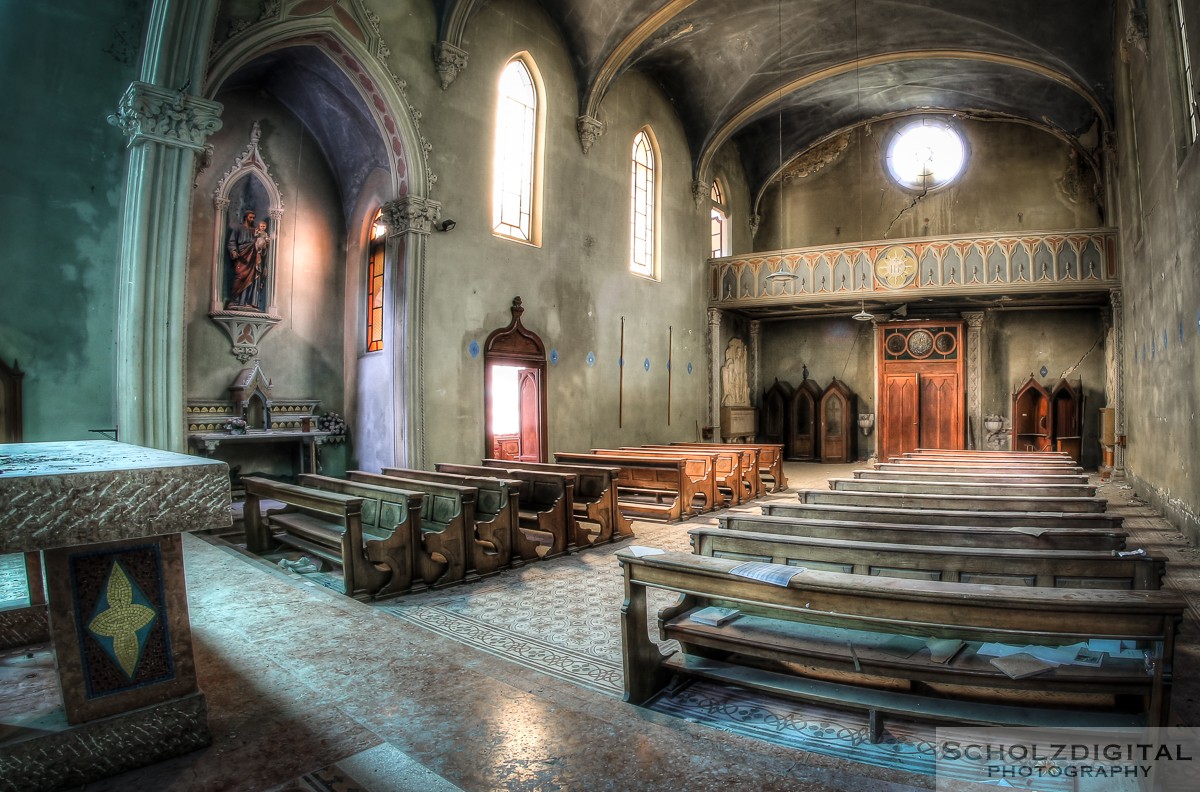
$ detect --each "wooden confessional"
[876,322,965,462]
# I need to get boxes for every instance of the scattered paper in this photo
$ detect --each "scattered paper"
[627,545,665,557]
[690,606,740,626]
[877,635,926,658]
[990,652,1057,679]
[728,561,806,587]
[926,638,965,664]
[1007,526,1048,537]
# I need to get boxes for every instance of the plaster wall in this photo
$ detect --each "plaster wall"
[186,90,348,476]
[1113,1,1200,543]
[754,120,1105,251]
[981,309,1107,469]
[758,318,876,460]
[0,0,148,441]
[409,0,712,464]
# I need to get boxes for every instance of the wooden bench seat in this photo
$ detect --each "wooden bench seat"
[763,501,1125,531]
[619,549,1185,739]
[379,467,517,575]
[243,476,423,600]
[725,512,1128,551]
[481,459,630,545]
[854,468,1090,485]
[623,447,739,507]
[668,441,785,493]
[555,452,699,522]
[592,449,718,513]
[827,477,1097,498]
[795,487,1107,513]
[691,525,1164,588]
[641,444,757,503]
[877,461,1085,475]
[347,471,471,589]
[436,463,572,558]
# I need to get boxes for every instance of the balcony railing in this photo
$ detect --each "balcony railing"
[709,229,1118,308]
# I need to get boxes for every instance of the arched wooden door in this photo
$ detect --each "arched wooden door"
[877,321,965,461]
[485,297,548,462]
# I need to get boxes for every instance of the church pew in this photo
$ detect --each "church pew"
[794,487,1107,513]
[905,449,1075,461]
[763,501,1125,531]
[378,467,517,575]
[242,476,399,600]
[854,468,1090,485]
[724,512,1128,551]
[554,452,698,522]
[826,477,1097,498]
[667,441,785,492]
[620,446,739,507]
[481,458,630,544]
[592,448,720,510]
[643,444,760,501]
[347,471,470,589]
[691,525,1164,589]
[435,462,571,558]
[878,461,1085,475]
[619,548,1185,738]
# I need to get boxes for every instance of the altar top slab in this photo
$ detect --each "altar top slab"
[0,441,231,553]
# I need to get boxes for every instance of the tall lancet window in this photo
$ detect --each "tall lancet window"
[630,128,660,279]
[492,56,543,244]
[710,179,729,258]
[1173,0,1198,145]
[366,210,387,353]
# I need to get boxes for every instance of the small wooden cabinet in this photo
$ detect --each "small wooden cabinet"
[1011,376,1052,452]
[819,378,857,463]
[787,378,823,460]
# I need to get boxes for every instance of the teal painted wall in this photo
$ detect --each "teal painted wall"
[0,1,148,441]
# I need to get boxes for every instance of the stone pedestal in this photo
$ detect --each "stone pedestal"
[0,441,230,790]
[720,406,757,443]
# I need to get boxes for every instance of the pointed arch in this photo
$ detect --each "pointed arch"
[492,52,546,246]
[630,126,661,280]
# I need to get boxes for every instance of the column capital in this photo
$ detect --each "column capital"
[1110,287,1123,311]
[707,307,723,328]
[381,195,442,237]
[108,81,223,152]
[577,115,605,154]
[962,310,985,328]
[749,320,762,338]
[432,41,469,90]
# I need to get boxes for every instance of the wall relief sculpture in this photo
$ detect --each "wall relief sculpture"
[721,337,749,407]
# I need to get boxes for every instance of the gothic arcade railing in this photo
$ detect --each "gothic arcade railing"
[709,229,1118,308]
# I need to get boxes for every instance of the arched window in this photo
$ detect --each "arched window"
[1172,0,1198,147]
[630,128,659,278]
[710,179,729,258]
[366,210,387,352]
[493,56,543,244]
[885,117,967,192]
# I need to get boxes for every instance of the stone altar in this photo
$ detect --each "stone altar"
[0,440,231,790]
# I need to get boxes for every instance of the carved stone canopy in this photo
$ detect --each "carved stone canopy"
[229,360,274,428]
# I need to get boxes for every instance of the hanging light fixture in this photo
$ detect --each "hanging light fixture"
[852,299,874,321]
[766,0,798,283]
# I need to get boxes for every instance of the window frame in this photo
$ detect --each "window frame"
[629,127,662,280]
[710,179,730,258]
[1171,0,1199,151]
[491,53,546,247]
[365,210,387,353]
[883,116,968,193]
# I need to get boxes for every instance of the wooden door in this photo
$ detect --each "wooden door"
[877,322,965,461]
[517,368,541,462]
[881,372,920,461]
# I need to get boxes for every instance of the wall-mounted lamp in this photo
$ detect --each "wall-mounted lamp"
[857,413,875,436]
[437,219,457,232]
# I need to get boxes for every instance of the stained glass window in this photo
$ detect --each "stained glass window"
[366,211,386,353]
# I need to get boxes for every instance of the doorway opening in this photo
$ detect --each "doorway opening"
[484,297,547,462]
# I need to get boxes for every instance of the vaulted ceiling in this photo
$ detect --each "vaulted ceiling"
[435,0,1118,205]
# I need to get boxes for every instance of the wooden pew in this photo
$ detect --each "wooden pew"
[878,461,1084,476]
[726,512,1129,552]
[691,525,1164,589]
[668,441,786,493]
[621,447,738,507]
[619,549,1185,738]
[435,463,571,558]
[378,467,517,575]
[481,458,630,544]
[347,471,470,589]
[243,476,399,601]
[644,444,760,501]
[763,501,1125,531]
[794,487,1107,513]
[593,448,720,510]
[906,449,1075,461]
[854,468,1090,486]
[555,451,701,522]
[827,477,1097,498]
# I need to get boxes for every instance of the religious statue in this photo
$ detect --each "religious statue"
[227,209,270,311]
[721,337,750,406]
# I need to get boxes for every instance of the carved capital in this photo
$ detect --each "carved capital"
[381,195,442,237]
[1121,3,1148,62]
[577,115,605,154]
[1110,287,1123,312]
[749,320,761,340]
[433,41,469,90]
[109,81,223,152]
[748,214,761,238]
[707,307,723,329]
[691,180,709,208]
[962,310,984,329]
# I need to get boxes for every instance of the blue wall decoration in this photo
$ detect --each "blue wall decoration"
[468,340,480,358]
[644,357,651,372]
[619,356,624,368]
[549,348,559,366]
[1039,365,1048,378]
[687,362,693,375]
[586,351,595,367]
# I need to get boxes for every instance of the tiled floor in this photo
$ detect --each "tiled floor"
[8,463,1200,791]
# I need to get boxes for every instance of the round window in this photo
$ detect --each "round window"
[885,118,967,191]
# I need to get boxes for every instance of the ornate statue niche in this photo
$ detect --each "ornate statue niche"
[719,336,756,442]
[208,122,284,362]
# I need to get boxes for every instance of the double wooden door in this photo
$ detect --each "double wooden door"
[877,322,965,461]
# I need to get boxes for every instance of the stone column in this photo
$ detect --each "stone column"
[382,195,442,468]
[1110,289,1126,477]
[111,0,224,451]
[963,311,985,450]
[707,308,723,439]
[749,320,762,409]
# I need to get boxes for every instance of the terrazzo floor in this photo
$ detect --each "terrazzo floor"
[6,462,1199,792]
